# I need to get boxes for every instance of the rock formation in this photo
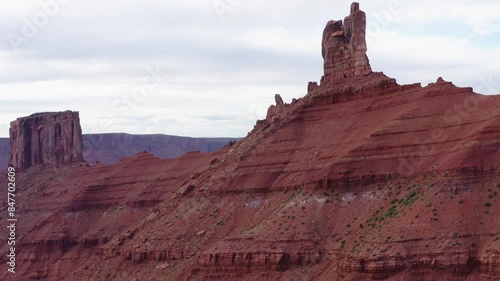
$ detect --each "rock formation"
[307,82,319,93]
[2,3,500,281]
[81,133,239,165]
[9,111,83,170]
[321,2,372,84]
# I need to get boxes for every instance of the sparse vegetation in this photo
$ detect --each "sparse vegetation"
[385,206,398,218]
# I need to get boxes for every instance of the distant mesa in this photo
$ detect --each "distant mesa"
[4,3,500,281]
[3,116,240,171]
[9,111,83,170]
[266,94,286,123]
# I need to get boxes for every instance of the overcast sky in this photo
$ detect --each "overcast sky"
[0,0,499,138]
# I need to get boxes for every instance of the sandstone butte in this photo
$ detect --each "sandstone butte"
[1,2,500,280]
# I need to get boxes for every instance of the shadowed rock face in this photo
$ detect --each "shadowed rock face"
[9,111,83,170]
[321,2,372,83]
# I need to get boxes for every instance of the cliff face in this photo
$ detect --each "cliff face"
[9,111,83,170]
[1,2,500,281]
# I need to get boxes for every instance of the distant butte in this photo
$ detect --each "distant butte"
[9,111,83,170]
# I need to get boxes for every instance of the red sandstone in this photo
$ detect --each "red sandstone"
[9,111,83,171]
[1,3,499,281]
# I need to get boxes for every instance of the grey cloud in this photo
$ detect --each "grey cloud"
[194,114,237,121]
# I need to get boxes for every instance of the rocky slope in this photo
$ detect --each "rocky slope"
[1,2,500,281]
[322,2,371,83]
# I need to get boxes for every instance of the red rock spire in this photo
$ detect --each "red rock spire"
[9,111,84,170]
